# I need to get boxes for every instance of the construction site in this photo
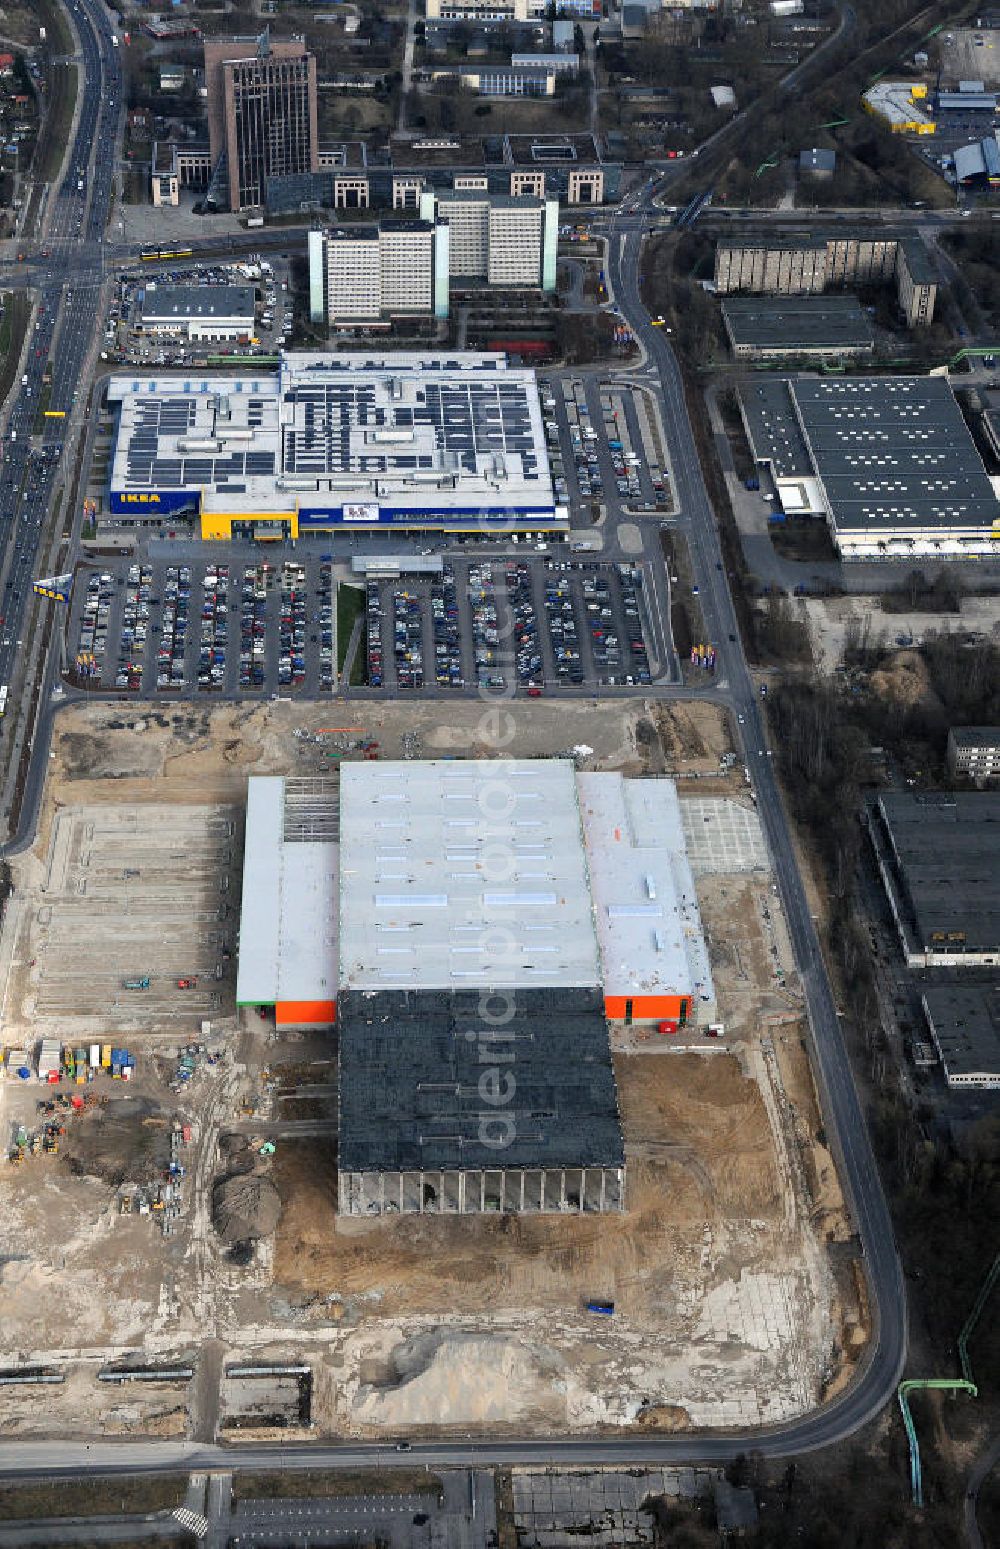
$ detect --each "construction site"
[0,697,866,1443]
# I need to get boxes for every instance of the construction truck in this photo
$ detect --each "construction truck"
[123,977,150,990]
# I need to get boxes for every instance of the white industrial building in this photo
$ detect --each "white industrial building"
[236,763,720,1217]
[107,350,565,538]
[577,773,716,1024]
[237,763,715,1029]
[236,777,339,1025]
[338,760,602,995]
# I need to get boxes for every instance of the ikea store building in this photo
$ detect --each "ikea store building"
[106,350,566,540]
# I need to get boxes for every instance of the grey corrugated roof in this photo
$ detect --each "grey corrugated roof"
[878,791,1000,953]
[737,379,814,478]
[140,285,256,320]
[337,996,625,1173]
[722,295,872,351]
[791,376,1000,535]
[921,986,1000,1082]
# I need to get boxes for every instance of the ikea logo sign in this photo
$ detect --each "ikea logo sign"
[111,489,196,517]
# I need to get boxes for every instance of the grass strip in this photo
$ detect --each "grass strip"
[0,1474,187,1521]
[233,1468,443,1504]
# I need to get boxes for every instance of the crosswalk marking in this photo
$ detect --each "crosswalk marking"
[173,1505,209,1538]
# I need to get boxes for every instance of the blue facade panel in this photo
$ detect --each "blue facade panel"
[297,506,557,528]
[110,489,199,516]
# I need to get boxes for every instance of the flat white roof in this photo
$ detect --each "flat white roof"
[863,81,934,127]
[108,350,559,521]
[236,778,339,1006]
[577,773,715,1009]
[338,759,601,992]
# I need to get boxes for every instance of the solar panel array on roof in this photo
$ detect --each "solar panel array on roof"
[107,353,557,521]
[118,390,276,490]
[282,377,541,481]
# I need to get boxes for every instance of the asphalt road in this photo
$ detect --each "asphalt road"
[964,1428,1000,1549]
[0,0,121,703]
[603,201,908,1445]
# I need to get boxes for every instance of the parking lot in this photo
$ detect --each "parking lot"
[100,254,292,368]
[540,376,673,522]
[70,556,335,698]
[67,547,658,701]
[362,557,653,693]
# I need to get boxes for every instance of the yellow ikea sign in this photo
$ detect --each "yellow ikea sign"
[121,493,161,505]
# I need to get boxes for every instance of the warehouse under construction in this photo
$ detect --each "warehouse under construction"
[236,762,716,1216]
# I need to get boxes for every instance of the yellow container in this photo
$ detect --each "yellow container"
[101,1044,112,1069]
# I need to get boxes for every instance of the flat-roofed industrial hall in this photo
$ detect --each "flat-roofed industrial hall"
[236,762,718,1216]
[869,791,1000,968]
[738,375,1000,562]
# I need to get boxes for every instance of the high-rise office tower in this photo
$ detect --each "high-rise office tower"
[204,30,318,212]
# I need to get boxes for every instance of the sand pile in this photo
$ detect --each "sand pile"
[212,1174,280,1244]
[351,1330,572,1428]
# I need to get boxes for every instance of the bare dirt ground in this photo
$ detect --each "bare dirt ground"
[0,698,861,1440]
[273,1054,781,1318]
[801,594,1000,674]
